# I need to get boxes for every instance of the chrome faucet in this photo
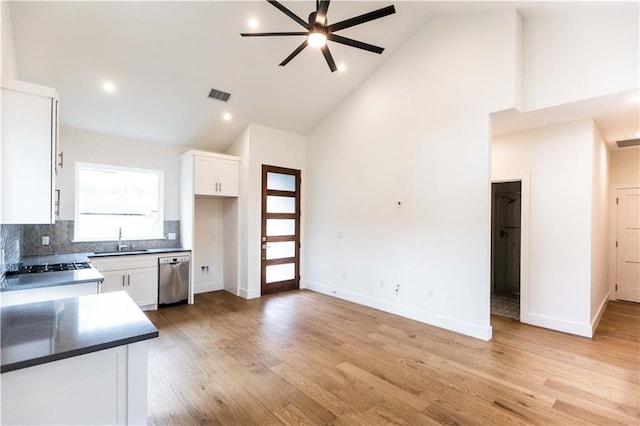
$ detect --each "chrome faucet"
[118,227,127,251]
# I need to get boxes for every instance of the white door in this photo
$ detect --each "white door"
[100,270,126,293]
[193,156,218,195]
[217,159,239,196]
[126,267,158,306]
[616,188,640,303]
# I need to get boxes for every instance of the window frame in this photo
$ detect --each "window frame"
[73,162,165,242]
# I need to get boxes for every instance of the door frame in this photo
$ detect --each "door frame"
[609,183,640,301]
[491,174,530,324]
[260,164,301,295]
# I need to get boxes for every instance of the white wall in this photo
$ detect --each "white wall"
[305,10,520,341]
[590,124,609,333]
[522,8,639,110]
[1,1,18,80]
[227,127,251,297]
[227,123,306,299]
[492,120,595,336]
[610,149,640,185]
[193,197,224,293]
[58,126,188,221]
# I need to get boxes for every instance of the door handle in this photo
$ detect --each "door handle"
[500,229,508,238]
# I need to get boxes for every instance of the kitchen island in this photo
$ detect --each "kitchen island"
[1,291,158,425]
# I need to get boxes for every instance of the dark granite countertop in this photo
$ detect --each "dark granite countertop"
[0,268,104,292]
[1,291,159,373]
[89,247,190,258]
[20,253,93,266]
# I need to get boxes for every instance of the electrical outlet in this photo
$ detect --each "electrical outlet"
[342,271,348,279]
[337,232,343,239]
[168,232,176,240]
[42,236,50,246]
[380,280,384,288]
[395,284,400,295]
[427,289,433,299]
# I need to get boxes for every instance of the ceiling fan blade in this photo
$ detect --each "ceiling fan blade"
[320,45,337,72]
[328,33,384,54]
[267,0,309,30]
[241,32,308,37]
[316,0,330,25]
[327,5,395,33]
[279,40,309,66]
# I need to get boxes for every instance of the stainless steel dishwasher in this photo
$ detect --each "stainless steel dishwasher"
[158,255,190,306]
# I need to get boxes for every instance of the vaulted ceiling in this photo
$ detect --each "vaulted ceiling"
[7,1,639,151]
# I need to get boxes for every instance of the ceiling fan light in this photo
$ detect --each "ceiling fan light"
[308,31,327,48]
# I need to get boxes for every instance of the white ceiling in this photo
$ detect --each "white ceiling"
[7,1,639,152]
[9,1,443,151]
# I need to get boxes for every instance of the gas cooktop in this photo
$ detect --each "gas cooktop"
[7,262,92,275]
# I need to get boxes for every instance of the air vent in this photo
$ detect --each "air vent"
[616,138,640,148]
[208,88,231,102]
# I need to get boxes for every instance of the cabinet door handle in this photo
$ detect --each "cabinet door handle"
[122,275,125,287]
[127,275,131,286]
[219,182,222,192]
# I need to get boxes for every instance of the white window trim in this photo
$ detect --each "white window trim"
[73,162,165,242]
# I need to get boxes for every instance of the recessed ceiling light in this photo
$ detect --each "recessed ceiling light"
[338,63,347,72]
[248,18,259,29]
[223,112,232,121]
[103,81,115,93]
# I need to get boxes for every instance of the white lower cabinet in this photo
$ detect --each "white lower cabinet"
[91,255,159,309]
[100,267,157,307]
[1,341,149,426]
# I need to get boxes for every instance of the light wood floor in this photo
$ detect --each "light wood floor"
[144,290,639,425]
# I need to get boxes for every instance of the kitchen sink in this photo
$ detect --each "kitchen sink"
[92,249,150,255]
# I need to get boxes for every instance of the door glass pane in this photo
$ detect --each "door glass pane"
[267,172,295,192]
[267,196,295,214]
[266,219,295,236]
[266,263,295,283]
[266,241,296,260]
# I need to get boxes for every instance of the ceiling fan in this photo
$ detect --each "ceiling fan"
[241,0,396,72]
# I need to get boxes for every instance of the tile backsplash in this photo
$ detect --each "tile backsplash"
[18,220,181,256]
[1,224,23,277]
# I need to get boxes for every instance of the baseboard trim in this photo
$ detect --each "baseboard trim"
[591,292,610,336]
[194,281,223,294]
[238,287,261,299]
[305,280,492,341]
[526,312,592,337]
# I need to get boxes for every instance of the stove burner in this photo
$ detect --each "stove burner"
[17,262,92,274]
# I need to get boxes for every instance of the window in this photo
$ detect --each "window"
[75,162,164,241]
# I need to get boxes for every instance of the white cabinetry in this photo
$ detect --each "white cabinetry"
[91,255,158,309]
[193,153,239,197]
[1,79,59,224]
[180,150,240,302]
[1,341,149,426]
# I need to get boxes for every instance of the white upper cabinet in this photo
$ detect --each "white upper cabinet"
[1,80,59,224]
[188,151,240,197]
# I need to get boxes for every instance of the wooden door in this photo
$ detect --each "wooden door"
[616,187,640,303]
[491,181,522,295]
[261,165,301,295]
